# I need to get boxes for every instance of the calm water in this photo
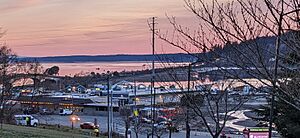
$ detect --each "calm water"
[42,62,187,76]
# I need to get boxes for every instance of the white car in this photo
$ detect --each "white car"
[59,109,73,115]
[14,115,38,127]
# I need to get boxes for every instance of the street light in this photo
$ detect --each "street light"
[106,71,112,138]
[70,115,80,129]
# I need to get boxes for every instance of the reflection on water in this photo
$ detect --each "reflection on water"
[42,62,187,76]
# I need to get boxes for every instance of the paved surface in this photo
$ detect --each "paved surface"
[35,114,245,138]
[35,114,125,133]
[35,109,278,138]
[225,110,251,131]
[131,131,243,138]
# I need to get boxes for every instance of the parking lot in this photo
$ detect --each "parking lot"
[35,114,125,133]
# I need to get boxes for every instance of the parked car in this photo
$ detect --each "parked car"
[256,122,269,127]
[156,116,171,123]
[14,115,38,127]
[40,108,54,115]
[80,122,99,129]
[89,91,101,96]
[141,117,152,124]
[229,130,242,135]
[59,108,73,115]
[23,107,39,115]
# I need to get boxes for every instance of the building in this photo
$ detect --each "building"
[15,95,125,115]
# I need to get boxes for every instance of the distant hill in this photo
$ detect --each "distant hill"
[22,53,197,63]
[22,34,289,64]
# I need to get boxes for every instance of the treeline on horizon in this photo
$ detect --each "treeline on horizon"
[22,34,284,64]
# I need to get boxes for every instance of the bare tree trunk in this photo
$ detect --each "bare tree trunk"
[186,64,192,138]
[269,2,284,136]
[125,127,128,138]
[185,110,190,138]
[213,135,219,138]
[0,100,3,129]
[0,71,5,130]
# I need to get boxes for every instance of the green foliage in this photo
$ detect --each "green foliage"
[254,96,300,138]
[275,100,300,138]
[44,66,60,75]
[285,52,300,65]
[112,71,119,77]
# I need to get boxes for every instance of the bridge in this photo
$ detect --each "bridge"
[8,73,63,83]
[2,74,64,91]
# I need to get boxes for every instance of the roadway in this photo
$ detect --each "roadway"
[35,113,248,138]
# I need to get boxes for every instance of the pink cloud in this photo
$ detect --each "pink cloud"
[1,0,193,57]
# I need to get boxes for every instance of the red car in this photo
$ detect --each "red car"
[80,122,99,129]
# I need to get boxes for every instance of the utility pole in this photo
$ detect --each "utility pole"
[186,61,197,138]
[150,16,156,138]
[107,72,111,138]
[110,78,113,136]
[186,64,191,138]
[134,75,137,107]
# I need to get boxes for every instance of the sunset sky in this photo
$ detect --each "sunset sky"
[0,0,198,57]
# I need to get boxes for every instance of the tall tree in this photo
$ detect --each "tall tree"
[159,0,300,110]
[0,46,18,128]
[44,66,59,75]
[0,29,44,128]
[254,30,300,138]
[157,0,300,137]
[119,106,132,138]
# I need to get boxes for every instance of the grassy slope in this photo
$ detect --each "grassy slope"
[0,124,103,138]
